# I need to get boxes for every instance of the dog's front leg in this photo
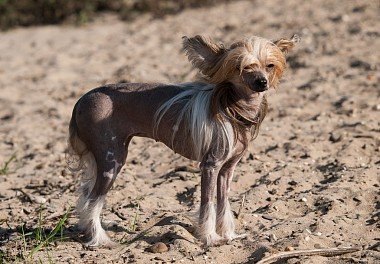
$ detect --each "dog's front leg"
[198,154,224,246]
[216,154,243,241]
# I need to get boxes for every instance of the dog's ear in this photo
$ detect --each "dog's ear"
[182,35,227,76]
[274,34,300,54]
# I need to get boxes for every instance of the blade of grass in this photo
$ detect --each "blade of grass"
[130,204,139,232]
[0,154,16,175]
[29,208,70,256]
[46,248,54,264]
[21,224,27,260]
[35,207,43,244]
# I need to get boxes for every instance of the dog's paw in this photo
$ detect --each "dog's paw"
[201,232,226,247]
[84,239,118,249]
[84,232,118,249]
[216,229,248,244]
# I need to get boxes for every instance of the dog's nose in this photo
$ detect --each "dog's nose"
[255,77,268,90]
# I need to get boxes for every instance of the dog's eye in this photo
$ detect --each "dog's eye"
[266,64,275,68]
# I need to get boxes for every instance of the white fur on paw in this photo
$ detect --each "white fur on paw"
[84,229,117,249]
[85,236,117,249]
[203,232,225,246]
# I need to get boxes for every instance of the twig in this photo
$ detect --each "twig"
[237,194,246,219]
[11,188,33,203]
[353,134,374,139]
[256,246,361,264]
[368,242,380,251]
[45,210,74,221]
[111,206,128,221]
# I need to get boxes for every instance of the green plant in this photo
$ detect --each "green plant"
[0,154,16,175]
[129,203,140,232]
[17,207,70,262]
[29,209,69,257]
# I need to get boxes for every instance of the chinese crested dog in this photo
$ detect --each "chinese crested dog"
[68,34,299,247]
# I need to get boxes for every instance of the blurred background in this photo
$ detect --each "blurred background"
[0,0,378,263]
[0,0,225,29]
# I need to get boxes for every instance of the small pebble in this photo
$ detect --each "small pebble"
[288,180,298,186]
[329,132,342,143]
[35,163,44,170]
[23,208,31,214]
[349,58,372,70]
[301,197,308,202]
[262,215,274,221]
[314,243,323,249]
[285,246,294,251]
[269,233,277,242]
[149,242,168,253]
[305,236,310,242]
[153,256,165,261]
[32,195,46,204]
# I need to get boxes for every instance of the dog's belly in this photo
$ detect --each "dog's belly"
[155,131,200,162]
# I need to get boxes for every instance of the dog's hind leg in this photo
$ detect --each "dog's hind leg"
[198,154,224,246]
[77,141,127,248]
[216,155,243,241]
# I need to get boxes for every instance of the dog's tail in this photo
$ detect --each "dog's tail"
[67,102,89,172]
[67,102,101,238]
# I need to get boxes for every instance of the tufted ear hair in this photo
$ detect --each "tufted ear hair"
[182,35,227,76]
[274,34,300,54]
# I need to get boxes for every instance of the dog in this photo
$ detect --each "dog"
[68,34,299,247]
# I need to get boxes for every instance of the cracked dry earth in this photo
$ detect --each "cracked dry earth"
[0,0,379,263]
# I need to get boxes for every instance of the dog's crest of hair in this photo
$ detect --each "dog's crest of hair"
[154,82,234,160]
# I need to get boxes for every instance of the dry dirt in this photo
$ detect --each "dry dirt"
[0,0,379,263]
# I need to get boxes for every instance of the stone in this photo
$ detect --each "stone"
[149,242,168,253]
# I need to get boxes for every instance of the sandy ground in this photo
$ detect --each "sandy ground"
[0,0,379,263]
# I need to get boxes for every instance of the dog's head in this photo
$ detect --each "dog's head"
[183,34,300,93]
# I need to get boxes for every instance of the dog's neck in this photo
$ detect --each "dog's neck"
[210,82,268,145]
[211,82,266,127]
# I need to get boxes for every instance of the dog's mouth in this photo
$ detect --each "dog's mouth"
[251,85,268,93]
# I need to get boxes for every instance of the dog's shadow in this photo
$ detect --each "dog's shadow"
[71,215,196,247]
[0,214,197,249]
[118,215,196,246]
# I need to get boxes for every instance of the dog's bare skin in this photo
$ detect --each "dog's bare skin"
[68,35,299,247]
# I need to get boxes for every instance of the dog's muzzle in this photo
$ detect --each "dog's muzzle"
[253,77,268,92]
[243,72,268,92]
